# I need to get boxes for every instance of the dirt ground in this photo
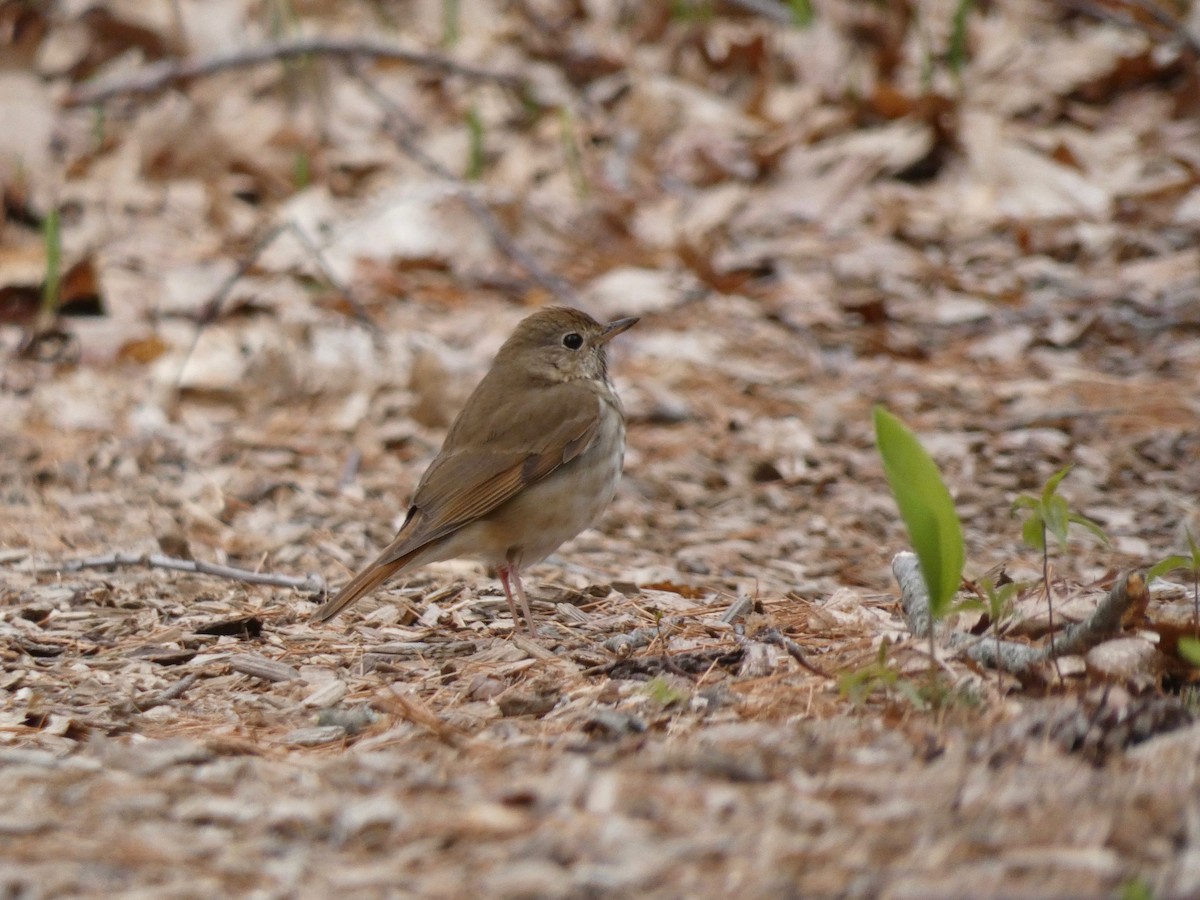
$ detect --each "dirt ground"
[3,1,1200,897]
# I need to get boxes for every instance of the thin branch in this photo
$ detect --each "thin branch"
[1126,0,1200,55]
[171,220,380,391]
[64,36,524,107]
[724,0,797,24]
[26,551,325,593]
[749,626,832,679]
[372,687,465,747]
[1056,0,1200,56]
[347,63,580,304]
[113,672,201,715]
[279,220,381,337]
[892,551,1145,676]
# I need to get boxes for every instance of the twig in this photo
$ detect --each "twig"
[1056,0,1200,55]
[372,687,464,746]
[64,35,524,107]
[26,551,325,592]
[172,221,379,391]
[347,63,580,304]
[113,672,201,715]
[724,0,797,24]
[230,653,302,682]
[602,617,681,656]
[892,551,1145,676]
[280,221,382,342]
[1126,0,1200,54]
[750,626,832,679]
[127,676,200,720]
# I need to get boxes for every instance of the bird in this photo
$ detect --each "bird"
[313,306,638,632]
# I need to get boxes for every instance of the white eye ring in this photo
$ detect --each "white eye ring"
[562,332,584,350]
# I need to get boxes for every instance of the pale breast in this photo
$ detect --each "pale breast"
[471,392,626,570]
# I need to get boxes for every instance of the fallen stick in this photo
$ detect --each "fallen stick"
[24,551,325,593]
[348,63,580,304]
[749,626,832,679]
[64,36,523,107]
[891,551,1144,675]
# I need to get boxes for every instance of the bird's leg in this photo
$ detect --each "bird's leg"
[498,567,524,632]
[511,569,536,634]
[498,566,536,634]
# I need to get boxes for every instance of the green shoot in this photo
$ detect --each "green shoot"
[671,0,713,23]
[293,149,312,190]
[788,0,815,27]
[839,640,918,707]
[443,0,460,47]
[947,0,975,75]
[465,106,485,181]
[559,107,589,199]
[644,676,688,708]
[874,406,966,668]
[1180,637,1200,667]
[976,575,1019,692]
[40,206,62,328]
[1147,527,1200,636]
[91,107,107,150]
[1117,876,1155,900]
[1013,465,1110,681]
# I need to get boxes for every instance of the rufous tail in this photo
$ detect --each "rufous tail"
[312,547,414,623]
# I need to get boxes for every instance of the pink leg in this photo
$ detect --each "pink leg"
[498,566,536,633]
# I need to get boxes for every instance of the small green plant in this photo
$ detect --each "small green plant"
[839,640,922,707]
[293,149,312,190]
[1179,638,1200,667]
[558,107,589,199]
[1118,876,1155,900]
[973,574,1019,691]
[1013,466,1109,679]
[465,106,485,181]
[1148,527,1200,635]
[671,0,714,23]
[443,0,460,47]
[40,206,62,328]
[644,676,688,708]
[91,106,107,150]
[874,406,966,667]
[947,0,975,75]
[787,0,814,27]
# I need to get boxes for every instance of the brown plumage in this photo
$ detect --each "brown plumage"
[313,306,637,631]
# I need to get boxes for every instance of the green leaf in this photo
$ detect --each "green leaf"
[1118,877,1155,900]
[41,206,62,321]
[1180,637,1200,667]
[788,0,814,27]
[292,150,311,190]
[442,0,460,46]
[950,598,985,615]
[1021,514,1046,553]
[465,106,484,181]
[874,407,965,620]
[1044,494,1071,550]
[1148,555,1193,583]
[1012,495,1038,510]
[947,0,975,74]
[1188,526,1200,565]
[1067,512,1110,547]
[1042,464,1073,502]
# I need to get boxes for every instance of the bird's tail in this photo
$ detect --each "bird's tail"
[311,546,416,623]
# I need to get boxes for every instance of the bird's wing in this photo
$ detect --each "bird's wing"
[376,382,601,567]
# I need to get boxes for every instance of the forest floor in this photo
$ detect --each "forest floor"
[2,1,1200,896]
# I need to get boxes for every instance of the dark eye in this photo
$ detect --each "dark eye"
[562,332,583,350]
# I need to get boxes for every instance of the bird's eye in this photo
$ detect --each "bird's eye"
[562,332,584,350]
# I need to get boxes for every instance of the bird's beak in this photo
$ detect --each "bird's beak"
[598,316,639,345]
